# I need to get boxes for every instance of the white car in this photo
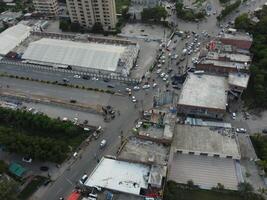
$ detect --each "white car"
[153,83,158,88]
[236,128,247,133]
[232,112,236,120]
[132,96,137,103]
[100,139,107,148]
[125,88,131,92]
[79,174,88,184]
[73,74,81,79]
[133,86,140,91]
[160,72,166,78]
[156,69,162,74]
[142,84,150,89]
[92,77,99,81]
[136,121,143,129]
[22,156,32,163]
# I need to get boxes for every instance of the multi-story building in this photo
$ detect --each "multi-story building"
[66,0,117,31]
[33,0,59,16]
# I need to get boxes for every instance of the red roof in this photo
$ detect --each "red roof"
[67,191,80,200]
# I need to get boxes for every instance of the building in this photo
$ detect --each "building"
[22,37,139,76]
[85,157,166,197]
[177,73,229,119]
[66,0,117,31]
[0,24,32,56]
[228,73,250,96]
[33,0,59,16]
[168,125,243,190]
[217,32,253,50]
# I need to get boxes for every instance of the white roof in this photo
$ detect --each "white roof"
[85,157,150,195]
[0,24,31,55]
[178,73,228,110]
[22,38,126,72]
[228,73,250,89]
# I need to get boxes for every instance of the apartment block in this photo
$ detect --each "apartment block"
[66,0,117,31]
[33,0,59,16]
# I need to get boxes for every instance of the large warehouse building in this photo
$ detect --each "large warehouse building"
[0,24,32,56]
[22,38,139,76]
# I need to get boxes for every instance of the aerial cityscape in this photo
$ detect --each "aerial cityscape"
[0,0,267,200]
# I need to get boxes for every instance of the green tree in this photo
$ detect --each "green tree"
[141,6,167,22]
[0,179,18,200]
[59,20,70,31]
[235,13,252,30]
[238,182,254,194]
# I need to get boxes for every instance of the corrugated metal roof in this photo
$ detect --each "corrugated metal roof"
[22,38,126,72]
[0,24,31,55]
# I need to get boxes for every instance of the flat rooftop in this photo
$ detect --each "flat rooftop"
[173,125,240,159]
[206,52,251,63]
[178,73,228,110]
[228,73,250,89]
[138,124,173,141]
[22,38,126,72]
[200,59,247,69]
[118,137,169,165]
[219,33,252,41]
[168,154,241,190]
[85,157,150,195]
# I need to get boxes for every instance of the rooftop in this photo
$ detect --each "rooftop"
[178,73,228,110]
[219,33,252,41]
[168,154,241,190]
[118,137,169,165]
[185,117,232,128]
[22,38,126,72]
[200,59,248,70]
[85,157,150,195]
[0,24,31,55]
[228,73,250,89]
[173,125,240,159]
[206,52,251,63]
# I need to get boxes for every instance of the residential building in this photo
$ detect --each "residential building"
[66,0,117,31]
[33,0,59,16]
[217,32,253,50]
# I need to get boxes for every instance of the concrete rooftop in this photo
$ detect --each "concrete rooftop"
[178,73,228,110]
[228,73,250,89]
[173,125,240,159]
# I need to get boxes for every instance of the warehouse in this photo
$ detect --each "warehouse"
[177,73,229,119]
[22,38,139,76]
[0,24,32,56]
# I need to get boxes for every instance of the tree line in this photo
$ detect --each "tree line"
[0,107,87,163]
[235,5,267,107]
[217,0,241,21]
[175,0,205,21]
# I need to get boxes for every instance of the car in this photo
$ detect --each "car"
[73,74,81,79]
[160,72,166,78]
[22,156,32,163]
[262,129,267,134]
[125,88,131,92]
[79,174,88,184]
[236,128,247,133]
[92,77,99,81]
[100,139,107,148]
[136,121,143,129]
[142,84,150,89]
[40,166,49,171]
[103,78,110,82]
[63,78,70,83]
[133,86,140,91]
[107,84,115,88]
[156,69,162,74]
[153,83,158,88]
[43,179,51,186]
[132,96,137,103]
[232,112,236,120]
[82,75,90,80]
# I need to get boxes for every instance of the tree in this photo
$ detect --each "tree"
[238,182,254,194]
[59,20,70,31]
[187,180,194,188]
[141,6,167,22]
[216,183,225,190]
[235,13,252,31]
[0,179,18,200]
[92,22,104,33]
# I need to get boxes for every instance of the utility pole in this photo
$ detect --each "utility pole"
[120,130,124,146]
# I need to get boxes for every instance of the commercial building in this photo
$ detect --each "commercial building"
[168,125,242,190]
[228,73,250,95]
[85,157,166,197]
[22,37,139,76]
[66,0,117,31]
[33,0,59,16]
[177,73,229,119]
[217,33,253,50]
[0,24,32,56]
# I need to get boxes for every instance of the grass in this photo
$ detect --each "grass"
[18,176,47,200]
[115,0,130,13]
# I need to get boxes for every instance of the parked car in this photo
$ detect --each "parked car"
[79,174,88,184]
[236,128,247,133]
[40,166,49,171]
[132,96,137,103]
[73,75,81,79]
[22,156,32,163]
[232,112,236,120]
[133,86,140,91]
[262,129,267,134]
[82,75,90,80]
[125,88,131,92]
[100,139,107,148]
[142,84,150,89]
